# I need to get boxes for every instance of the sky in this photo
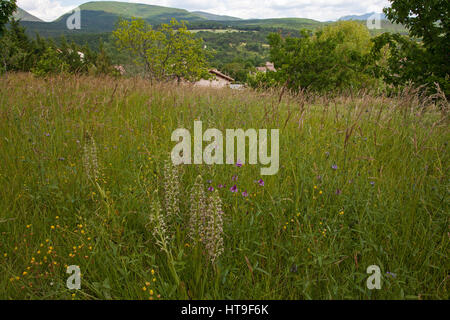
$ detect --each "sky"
[17,0,391,22]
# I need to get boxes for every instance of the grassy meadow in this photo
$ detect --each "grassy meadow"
[0,73,448,299]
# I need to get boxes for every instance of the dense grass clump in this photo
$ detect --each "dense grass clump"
[0,73,448,299]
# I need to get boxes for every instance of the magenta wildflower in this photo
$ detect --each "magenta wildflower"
[230,185,238,193]
[332,164,338,170]
[208,186,214,192]
[232,175,238,181]
[242,191,248,197]
[218,184,225,189]
[236,160,242,167]
[258,179,264,186]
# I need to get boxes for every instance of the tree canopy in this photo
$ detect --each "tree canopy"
[113,18,209,82]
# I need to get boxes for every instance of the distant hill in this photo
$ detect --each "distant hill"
[18,1,208,37]
[16,2,406,38]
[192,11,241,21]
[339,12,387,21]
[13,7,43,22]
[17,1,324,37]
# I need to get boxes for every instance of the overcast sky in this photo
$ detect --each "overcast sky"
[17,0,391,22]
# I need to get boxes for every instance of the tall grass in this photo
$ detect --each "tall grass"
[0,73,448,299]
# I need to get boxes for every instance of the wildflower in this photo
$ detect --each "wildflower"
[236,160,242,167]
[218,184,225,189]
[207,186,214,192]
[151,269,155,275]
[370,181,375,186]
[149,190,171,251]
[230,185,238,193]
[82,135,100,180]
[242,191,248,197]
[386,272,397,278]
[204,191,224,263]
[332,164,338,170]
[335,189,342,195]
[339,210,344,215]
[232,175,238,181]
[188,176,208,245]
[163,160,181,220]
[257,179,264,186]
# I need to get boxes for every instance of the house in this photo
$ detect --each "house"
[256,61,276,73]
[113,65,126,75]
[56,48,84,61]
[195,69,234,88]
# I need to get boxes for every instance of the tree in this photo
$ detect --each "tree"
[113,18,209,82]
[267,21,375,92]
[383,0,449,95]
[0,0,16,37]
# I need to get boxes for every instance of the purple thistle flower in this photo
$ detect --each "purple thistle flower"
[258,179,264,186]
[230,185,238,193]
[386,271,396,278]
[208,186,214,192]
[332,164,338,170]
[242,191,248,197]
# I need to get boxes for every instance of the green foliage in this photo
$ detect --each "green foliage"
[381,0,450,96]
[113,18,209,81]
[0,19,115,77]
[246,70,279,90]
[0,0,16,36]
[32,46,68,76]
[267,21,376,92]
[0,19,46,73]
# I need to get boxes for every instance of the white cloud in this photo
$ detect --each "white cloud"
[17,0,391,22]
[17,0,77,21]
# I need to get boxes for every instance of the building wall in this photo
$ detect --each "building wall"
[195,77,230,88]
